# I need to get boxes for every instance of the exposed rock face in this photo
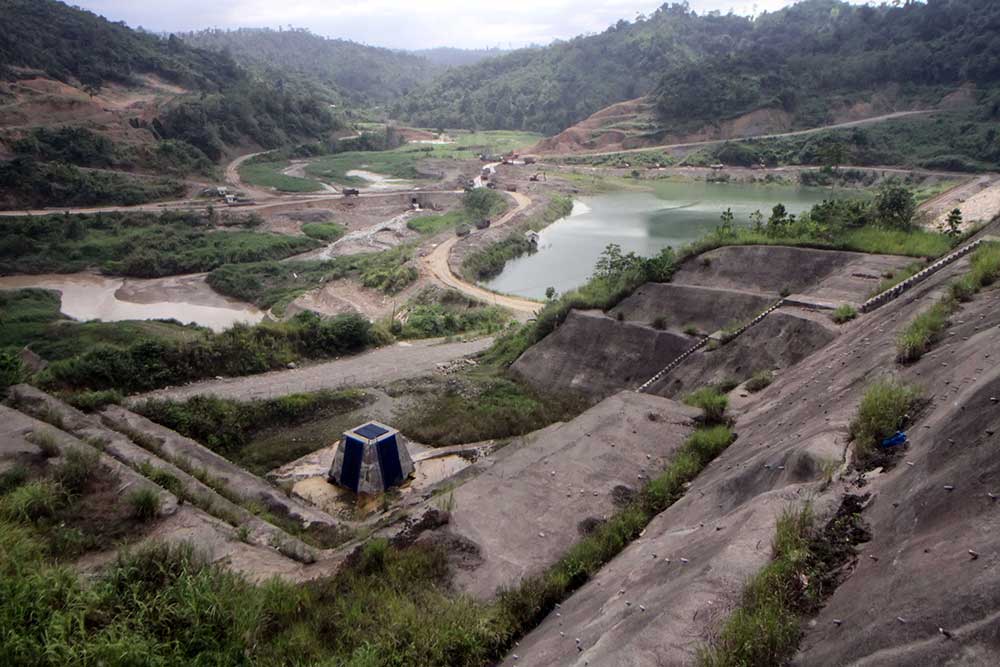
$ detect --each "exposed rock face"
[608,282,774,333]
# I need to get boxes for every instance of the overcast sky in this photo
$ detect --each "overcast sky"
[71,0,851,50]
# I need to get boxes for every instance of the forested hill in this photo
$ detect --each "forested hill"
[413,47,508,68]
[0,0,240,90]
[181,28,439,105]
[394,0,1000,136]
[392,5,747,135]
[0,1,340,163]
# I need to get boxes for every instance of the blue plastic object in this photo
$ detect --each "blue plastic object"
[880,431,907,448]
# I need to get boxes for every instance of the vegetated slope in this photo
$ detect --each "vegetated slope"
[0,0,340,168]
[393,6,747,135]
[412,47,508,68]
[396,0,1000,136]
[180,28,441,106]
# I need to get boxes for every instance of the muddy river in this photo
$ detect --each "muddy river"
[484,182,855,299]
[0,273,264,331]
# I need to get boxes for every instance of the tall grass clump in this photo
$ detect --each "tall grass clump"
[745,370,774,393]
[0,480,63,522]
[128,488,161,521]
[698,506,814,667]
[684,387,729,424]
[895,299,955,363]
[849,378,921,465]
[830,304,857,324]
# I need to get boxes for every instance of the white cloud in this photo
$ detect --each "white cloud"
[69,1,856,50]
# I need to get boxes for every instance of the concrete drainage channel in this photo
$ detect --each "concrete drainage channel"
[860,236,993,313]
[636,233,998,393]
[636,298,785,392]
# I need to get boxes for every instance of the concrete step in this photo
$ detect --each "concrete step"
[99,405,342,530]
[7,385,317,563]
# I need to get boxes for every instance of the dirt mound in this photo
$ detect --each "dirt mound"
[510,310,693,400]
[505,227,1000,666]
[532,97,654,154]
[673,245,905,297]
[609,282,774,333]
[648,307,839,398]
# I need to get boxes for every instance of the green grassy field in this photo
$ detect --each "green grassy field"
[237,160,324,193]
[0,211,319,277]
[244,130,542,189]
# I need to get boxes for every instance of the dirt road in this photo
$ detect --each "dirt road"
[129,336,493,404]
[545,109,940,158]
[422,190,543,317]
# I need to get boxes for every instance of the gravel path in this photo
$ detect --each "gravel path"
[129,337,493,404]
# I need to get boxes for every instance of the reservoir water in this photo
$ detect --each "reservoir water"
[0,273,264,331]
[483,182,851,300]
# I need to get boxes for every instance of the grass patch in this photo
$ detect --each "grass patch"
[396,289,511,339]
[207,246,418,311]
[407,210,466,235]
[135,390,371,474]
[849,378,922,466]
[398,373,585,446]
[128,489,160,521]
[0,480,63,521]
[830,304,857,324]
[684,387,729,423]
[300,222,345,242]
[0,210,317,277]
[744,370,774,393]
[896,299,956,363]
[238,160,324,192]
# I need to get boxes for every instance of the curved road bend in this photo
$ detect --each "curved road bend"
[422,190,543,318]
[129,336,493,404]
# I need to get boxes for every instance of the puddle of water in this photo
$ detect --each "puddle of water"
[0,273,264,331]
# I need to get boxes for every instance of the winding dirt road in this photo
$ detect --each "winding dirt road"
[545,109,940,159]
[422,190,542,317]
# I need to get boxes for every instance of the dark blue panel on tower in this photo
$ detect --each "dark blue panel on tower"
[340,435,364,492]
[376,434,404,488]
[355,423,389,440]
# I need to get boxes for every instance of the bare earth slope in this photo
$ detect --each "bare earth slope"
[503,225,1000,666]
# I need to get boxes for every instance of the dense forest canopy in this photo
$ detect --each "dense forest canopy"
[180,28,443,105]
[0,0,241,89]
[394,0,1000,135]
[0,1,341,165]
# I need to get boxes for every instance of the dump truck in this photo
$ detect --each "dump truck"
[343,188,360,197]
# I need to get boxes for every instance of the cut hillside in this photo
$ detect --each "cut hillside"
[512,245,913,401]
[503,221,1000,666]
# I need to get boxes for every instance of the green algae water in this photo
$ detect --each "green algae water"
[483,181,853,299]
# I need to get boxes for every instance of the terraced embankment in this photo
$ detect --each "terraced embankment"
[500,225,1000,665]
[512,245,913,401]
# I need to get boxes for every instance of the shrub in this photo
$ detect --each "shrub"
[830,304,857,324]
[683,387,729,424]
[51,448,99,496]
[849,379,921,465]
[745,370,774,393]
[1,480,63,521]
[128,488,161,521]
[651,316,667,330]
[0,350,25,390]
[65,389,124,411]
[683,323,700,336]
[896,299,955,363]
[0,465,29,495]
